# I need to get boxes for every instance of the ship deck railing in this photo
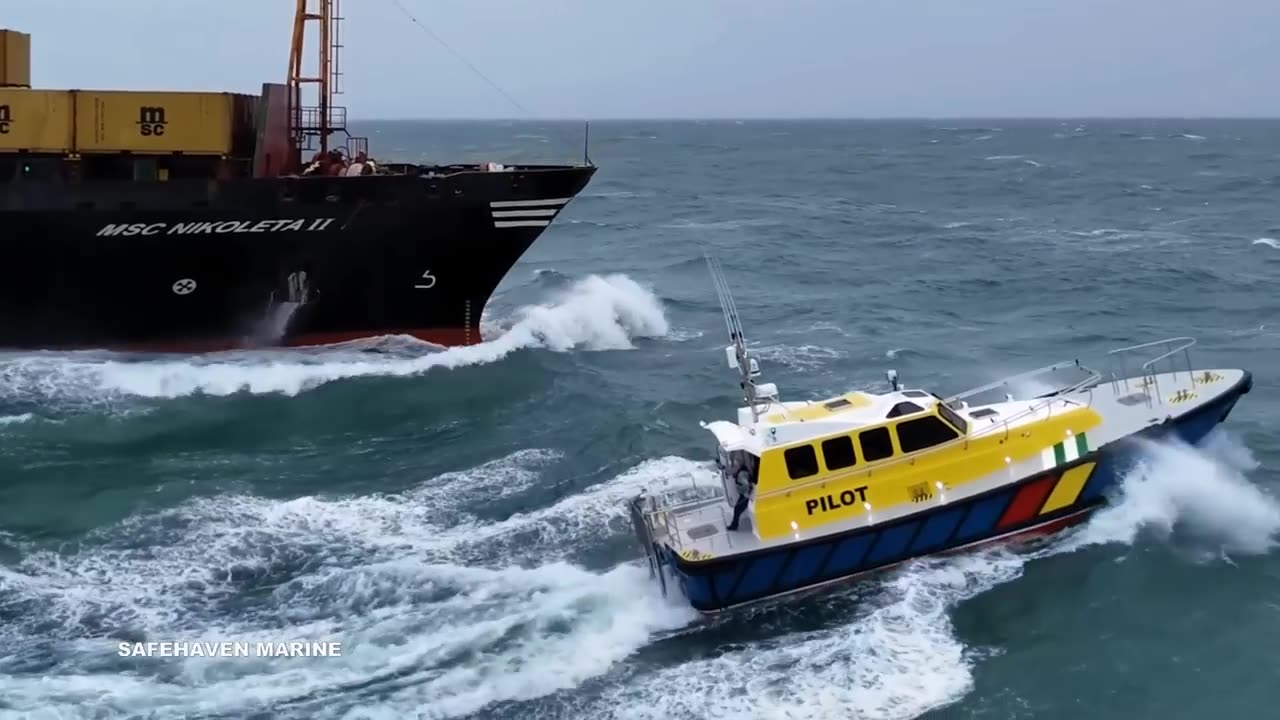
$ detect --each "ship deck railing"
[630,481,737,567]
[293,105,349,134]
[943,359,1103,409]
[371,161,593,176]
[1105,336,1197,407]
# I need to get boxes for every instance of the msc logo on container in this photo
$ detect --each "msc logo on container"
[136,106,167,136]
[0,104,12,135]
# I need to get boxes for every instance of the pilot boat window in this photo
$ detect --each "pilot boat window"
[902,390,930,398]
[936,402,970,434]
[896,416,961,454]
[784,444,820,480]
[821,435,857,471]
[859,427,894,462]
[886,401,925,418]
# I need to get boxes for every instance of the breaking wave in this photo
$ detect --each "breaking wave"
[1064,432,1280,556]
[0,273,670,401]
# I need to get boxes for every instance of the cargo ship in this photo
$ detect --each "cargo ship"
[0,1,595,352]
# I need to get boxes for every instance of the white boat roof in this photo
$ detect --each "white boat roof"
[704,386,967,455]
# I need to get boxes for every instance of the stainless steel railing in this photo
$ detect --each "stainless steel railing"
[944,359,1102,408]
[1106,336,1196,407]
[631,477,726,559]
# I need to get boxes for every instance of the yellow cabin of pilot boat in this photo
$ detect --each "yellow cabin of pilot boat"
[712,384,1103,541]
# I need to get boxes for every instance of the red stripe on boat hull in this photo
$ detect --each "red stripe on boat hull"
[997,474,1058,529]
[998,507,1095,543]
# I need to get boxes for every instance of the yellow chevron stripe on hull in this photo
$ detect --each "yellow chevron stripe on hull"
[1039,461,1097,515]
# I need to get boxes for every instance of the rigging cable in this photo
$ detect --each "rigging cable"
[388,0,532,117]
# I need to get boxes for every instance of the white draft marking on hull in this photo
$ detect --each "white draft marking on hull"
[491,209,558,218]
[489,197,571,208]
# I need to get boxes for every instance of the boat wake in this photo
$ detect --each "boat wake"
[0,452,704,719]
[0,432,1270,719]
[0,273,670,402]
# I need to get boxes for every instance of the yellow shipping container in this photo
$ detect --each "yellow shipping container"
[0,30,32,88]
[0,89,74,153]
[75,90,236,155]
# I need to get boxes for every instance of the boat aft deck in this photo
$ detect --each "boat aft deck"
[649,491,757,557]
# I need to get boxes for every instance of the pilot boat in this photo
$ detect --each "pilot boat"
[628,258,1254,614]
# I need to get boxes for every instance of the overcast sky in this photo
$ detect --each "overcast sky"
[6,0,1278,119]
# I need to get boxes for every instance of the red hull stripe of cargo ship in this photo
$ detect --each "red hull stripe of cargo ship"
[255,328,480,351]
[0,5,595,354]
[49,328,479,355]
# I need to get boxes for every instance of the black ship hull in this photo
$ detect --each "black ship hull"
[0,163,595,351]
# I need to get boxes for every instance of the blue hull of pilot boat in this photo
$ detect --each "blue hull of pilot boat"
[655,371,1253,614]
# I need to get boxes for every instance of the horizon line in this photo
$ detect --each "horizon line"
[347,115,1280,123]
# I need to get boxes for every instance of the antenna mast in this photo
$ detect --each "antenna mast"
[287,0,348,156]
[705,254,770,422]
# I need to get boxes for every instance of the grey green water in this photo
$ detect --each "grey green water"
[2,119,1278,719]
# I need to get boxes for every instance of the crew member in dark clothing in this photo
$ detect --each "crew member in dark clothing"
[726,460,753,531]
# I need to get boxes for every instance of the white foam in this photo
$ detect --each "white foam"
[328,562,696,720]
[0,562,697,719]
[416,455,716,565]
[1252,237,1280,250]
[0,273,670,400]
[0,412,32,426]
[2,449,690,641]
[1065,433,1280,556]
[584,551,1028,720]
[752,344,847,371]
[0,453,705,718]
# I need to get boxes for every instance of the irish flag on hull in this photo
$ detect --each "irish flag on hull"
[1042,432,1089,469]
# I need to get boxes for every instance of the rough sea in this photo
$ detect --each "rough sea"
[1,119,1278,719]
